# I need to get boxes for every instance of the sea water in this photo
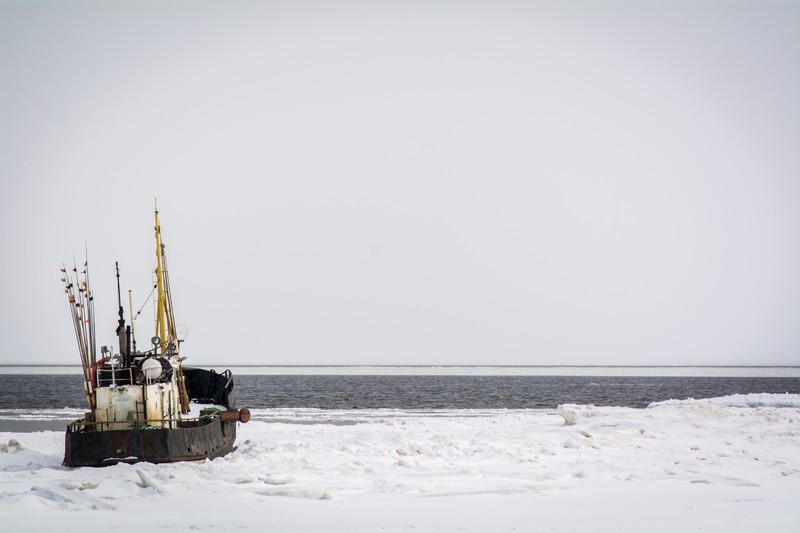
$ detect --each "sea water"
[1,366,799,431]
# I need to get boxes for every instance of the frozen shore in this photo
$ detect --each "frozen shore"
[1,393,798,532]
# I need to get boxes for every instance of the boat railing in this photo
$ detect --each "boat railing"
[66,412,221,433]
[96,367,135,387]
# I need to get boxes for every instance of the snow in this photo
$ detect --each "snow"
[1,393,798,532]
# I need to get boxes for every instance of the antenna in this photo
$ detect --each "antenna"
[128,290,137,353]
[115,262,125,331]
[115,262,129,365]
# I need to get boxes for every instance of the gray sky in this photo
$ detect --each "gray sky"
[1,0,798,366]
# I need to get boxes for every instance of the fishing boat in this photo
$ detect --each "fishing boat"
[60,207,249,467]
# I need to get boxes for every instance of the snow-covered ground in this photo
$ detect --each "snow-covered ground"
[1,394,798,532]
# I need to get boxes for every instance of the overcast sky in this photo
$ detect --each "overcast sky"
[1,0,798,366]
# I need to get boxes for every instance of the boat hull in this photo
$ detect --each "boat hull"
[64,416,237,467]
[64,367,242,467]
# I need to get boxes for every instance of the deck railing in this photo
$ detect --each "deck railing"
[96,367,135,387]
[66,412,220,433]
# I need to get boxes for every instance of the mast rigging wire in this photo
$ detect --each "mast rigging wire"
[133,283,158,321]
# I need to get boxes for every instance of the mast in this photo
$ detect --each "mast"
[154,207,168,354]
[115,262,129,366]
[128,289,137,353]
[152,203,190,412]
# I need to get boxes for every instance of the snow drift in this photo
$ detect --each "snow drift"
[1,394,798,532]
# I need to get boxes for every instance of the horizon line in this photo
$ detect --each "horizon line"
[1,363,798,369]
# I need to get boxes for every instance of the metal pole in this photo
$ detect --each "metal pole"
[128,290,136,354]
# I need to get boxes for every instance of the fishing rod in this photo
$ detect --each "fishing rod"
[83,259,100,407]
[72,259,89,371]
[62,264,93,408]
[61,266,83,367]
[84,256,97,371]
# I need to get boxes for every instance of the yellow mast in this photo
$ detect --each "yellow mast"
[153,205,190,413]
[154,208,169,353]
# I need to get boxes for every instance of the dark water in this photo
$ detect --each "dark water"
[2,374,799,410]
